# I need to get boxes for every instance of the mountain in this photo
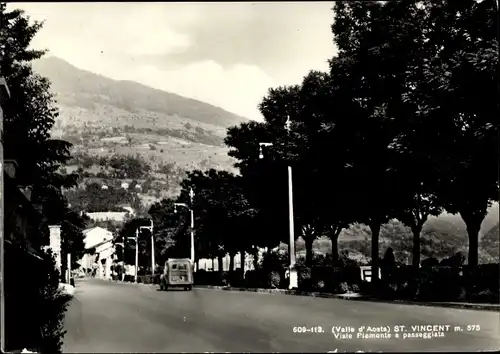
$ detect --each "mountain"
[32,56,250,173]
[33,57,249,129]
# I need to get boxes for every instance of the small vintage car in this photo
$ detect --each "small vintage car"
[159,258,194,291]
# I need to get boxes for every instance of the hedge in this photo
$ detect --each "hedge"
[116,262,499,304]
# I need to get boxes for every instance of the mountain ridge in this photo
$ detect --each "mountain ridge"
[33,56,250,129]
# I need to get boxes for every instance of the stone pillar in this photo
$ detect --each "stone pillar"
[49,225,62,272]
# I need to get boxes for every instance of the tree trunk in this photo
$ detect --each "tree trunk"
[229,252,235,271]
[240,249,246,279]
[369,222,381,284]
[252,246,259,270]
[411,224,423,271]
[305,234,314,267]
[217,255,224,274]
[460,209,485,268]
[329,227,342,263]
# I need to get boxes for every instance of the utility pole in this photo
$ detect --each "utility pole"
[67,253,72,284]
[150,219,154,276]
[174,187,196,264]
[257,115,298,289]
[139,220,154,276]
[135,228,139,283]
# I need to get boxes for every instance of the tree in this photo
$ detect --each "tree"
[416,0,499,267]
[114,217,155,272]
[1,6,87,352]
[177,169,256,276]
[329,1,410,282]
[1,7,87,275]
[480,223,499,263]
[148,198,182,266]
[330,0,498,272]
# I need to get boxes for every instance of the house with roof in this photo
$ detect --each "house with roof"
[79,226,116,279]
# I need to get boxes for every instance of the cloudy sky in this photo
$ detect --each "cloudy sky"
[12,2,336,120]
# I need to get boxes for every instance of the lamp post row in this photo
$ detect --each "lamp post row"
[258,115,298,289]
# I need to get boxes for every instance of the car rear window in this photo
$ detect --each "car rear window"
[170,263,188,270]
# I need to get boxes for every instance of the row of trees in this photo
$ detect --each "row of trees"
[69,152,151,179]
[2,5,89,352]
[2,7,88,269]
[116,0,498,283]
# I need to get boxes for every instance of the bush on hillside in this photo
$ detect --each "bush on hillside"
[39,250,73,354]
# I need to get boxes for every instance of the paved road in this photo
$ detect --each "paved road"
[63,279,500,353]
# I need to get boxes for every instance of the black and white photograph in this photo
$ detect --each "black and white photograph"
[1,1,499,353]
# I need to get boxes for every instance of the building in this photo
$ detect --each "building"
[83,226,113,248]
[79,226,116,279]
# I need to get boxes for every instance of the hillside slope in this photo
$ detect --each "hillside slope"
[32,56,248,172]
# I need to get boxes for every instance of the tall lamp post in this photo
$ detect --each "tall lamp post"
[258,115,298,289]
[174,187,195,264]
[114,241,126,281]
[134,229,139,283]
[139,219,154,277]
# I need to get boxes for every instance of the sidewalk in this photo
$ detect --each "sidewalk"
[195,284,500,312]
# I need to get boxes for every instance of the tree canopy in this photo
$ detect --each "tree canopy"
[1,7,87,268]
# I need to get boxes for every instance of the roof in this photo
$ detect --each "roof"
[83,226,111,235]
[166,258,192,263]
[85,237,113,250]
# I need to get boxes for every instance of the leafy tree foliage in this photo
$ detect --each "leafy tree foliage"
[1,7,87,272]
[65,182,134,213]
[177,169,257,273]
[148,198,183,265]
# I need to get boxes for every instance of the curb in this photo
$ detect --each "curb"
[111,279,157,288]
[195,285,500,312]
[108,280,500,312]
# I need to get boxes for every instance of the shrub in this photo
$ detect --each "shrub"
[39,250,73,354]
[296,263,313,291]
[245,269,267,288]
[123,274,135,282]
[314,279,326,291]
[244,270,261,288]
[335,282,350,294]
[194,269,208,285]
[268,271,281,289]
[261,251,287,272]
[228,270,245,287]
[341,263,362,284]
[349,283,361,293]
[421,257,439,267]
[137,275,160,284]
[414,266,464,301]
[463,264,499,303]
[311,266,338,292]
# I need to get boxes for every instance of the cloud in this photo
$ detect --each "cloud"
[13,2,335,120]
[126,61,276,120]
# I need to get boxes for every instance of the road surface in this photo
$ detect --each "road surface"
[63,279,500,353]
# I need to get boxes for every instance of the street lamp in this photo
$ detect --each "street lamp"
[174,187,195,264]
[133,230,139,283]
[120,234,138,283]
[114,240,126,281]
[139,219,154,277]
[258,115,298,289]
